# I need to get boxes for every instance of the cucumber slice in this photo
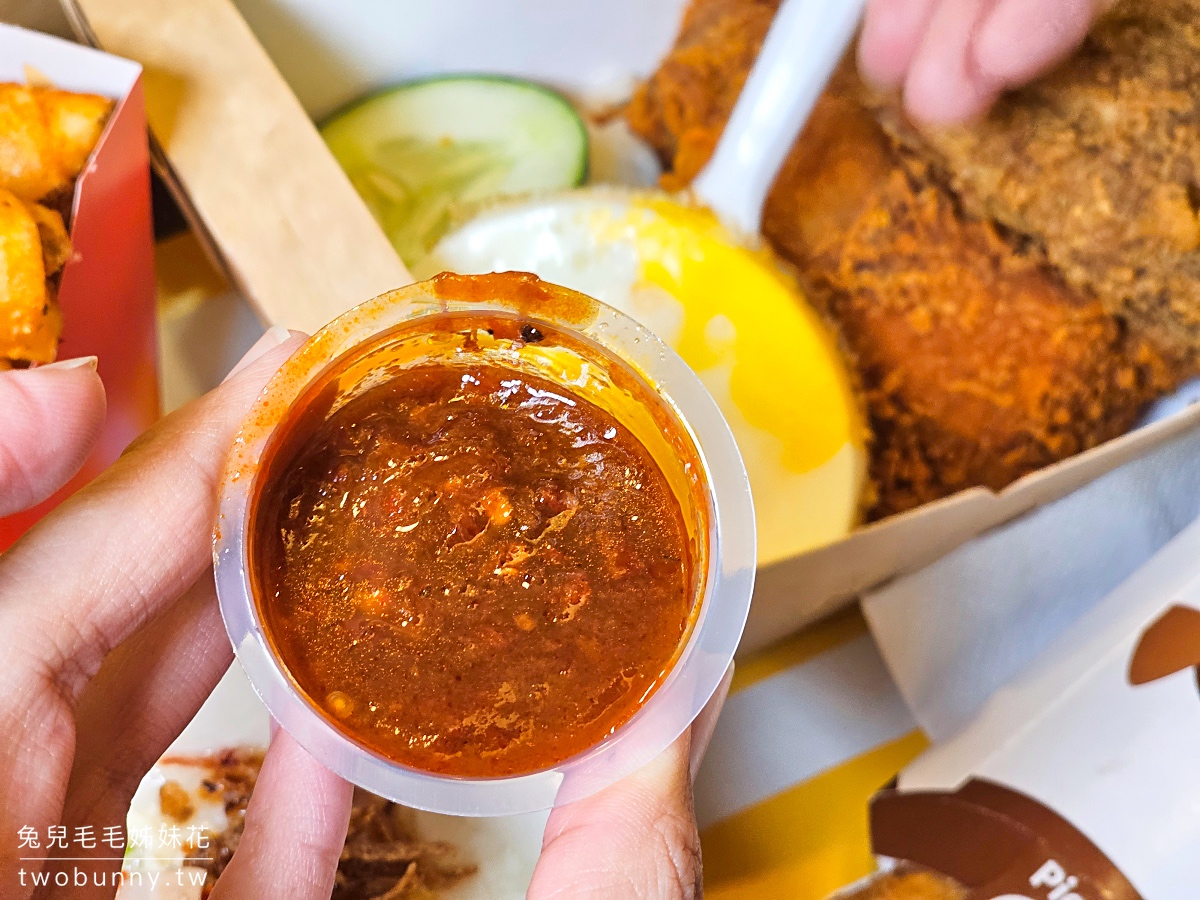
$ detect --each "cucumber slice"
[322,75,588,267]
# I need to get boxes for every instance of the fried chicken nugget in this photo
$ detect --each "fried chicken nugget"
[0,83,59,203]
[0,188,62,367]
[36,87,113,188]
[628,0,1179,518]
[25,200,71,274]
[0,83,112,204]
[774,102,1172,516]
[0,82,104,369]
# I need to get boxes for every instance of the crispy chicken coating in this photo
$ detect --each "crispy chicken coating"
[0,188,63,368]
[35,87,113,187]
[0,84,60,203]
[628,0,1180,518]
[873,0,1200,368]
[0,83,112,204]
[0,82,106,367]
[770,87,1176,516]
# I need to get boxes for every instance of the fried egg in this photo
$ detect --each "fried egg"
[418,190,868,564]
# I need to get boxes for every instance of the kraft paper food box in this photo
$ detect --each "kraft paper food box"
[845,514,1200,899]
[0,23,157,550]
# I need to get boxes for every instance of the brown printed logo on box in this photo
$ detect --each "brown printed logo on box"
[871,780,1143,900]
[1128,605,1200,690]
[868,529,1200,899]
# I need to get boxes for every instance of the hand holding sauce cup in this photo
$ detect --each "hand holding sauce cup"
[214,272,754,815]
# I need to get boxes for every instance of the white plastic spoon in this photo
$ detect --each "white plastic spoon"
[420,0,870,568]
[693,0,869,237]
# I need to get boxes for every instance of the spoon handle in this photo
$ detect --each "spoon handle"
[691,0,867,238]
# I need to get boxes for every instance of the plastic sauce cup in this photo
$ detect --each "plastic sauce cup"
[213,272,755,816]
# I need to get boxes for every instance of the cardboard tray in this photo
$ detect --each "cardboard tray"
[745,400,1200,652]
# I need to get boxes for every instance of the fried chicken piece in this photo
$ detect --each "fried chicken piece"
[36,87,113,184]
[872,0,1200,367]
[26,199,71,273]
[0,84,59,203]
[627,0,779,191]
[772,87,1176,516]
[0,188,63,368]
[0,82,104,368]
[628,0,1179,518]
[0,83,112,205]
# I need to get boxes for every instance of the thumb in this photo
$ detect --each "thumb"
[527,664,734,900]
[209,728,353,900]
[0,357,106,516]
[528,733,701,900]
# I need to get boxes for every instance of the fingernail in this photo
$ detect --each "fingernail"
[223,325,293,383]
[36,355,98,372]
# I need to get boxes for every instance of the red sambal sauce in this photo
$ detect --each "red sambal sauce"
[250,315,699,777]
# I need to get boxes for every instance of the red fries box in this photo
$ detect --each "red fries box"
[0,24,158,550]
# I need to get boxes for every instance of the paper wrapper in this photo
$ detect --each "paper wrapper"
[0,24,158,550]
[858,513,1200,897]
[863,413,1200,742]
